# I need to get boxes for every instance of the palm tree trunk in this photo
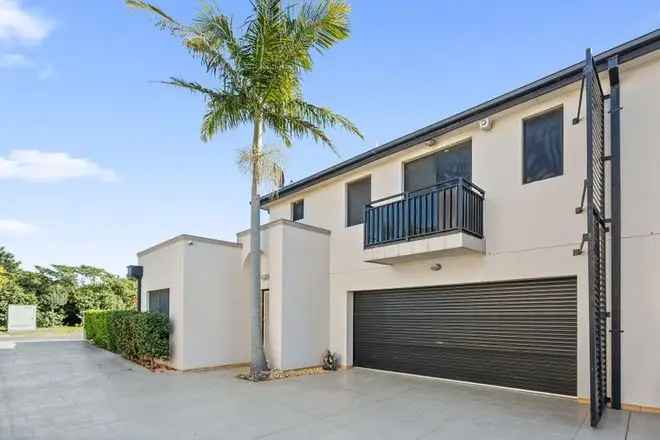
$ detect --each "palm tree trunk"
[249,116,267,376]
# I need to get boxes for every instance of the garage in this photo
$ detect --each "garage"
[353,277,577,396]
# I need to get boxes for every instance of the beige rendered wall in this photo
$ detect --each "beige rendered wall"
[181,240,249,370]
[238,220,330,370]
[138,240,185,370]
[615,54,660,408]
[279,223,330,370]
[264,51,660,406]
[238,224,284,369]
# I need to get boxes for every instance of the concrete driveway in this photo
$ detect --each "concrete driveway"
[1,341,658,439]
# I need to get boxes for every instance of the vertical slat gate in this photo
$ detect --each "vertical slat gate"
[585,49,608,428]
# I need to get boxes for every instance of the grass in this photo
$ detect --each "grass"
[0,326,83,339]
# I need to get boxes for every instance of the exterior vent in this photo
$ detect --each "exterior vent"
[479,118,493,131]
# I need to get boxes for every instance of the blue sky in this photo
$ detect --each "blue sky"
[1,0,658,275]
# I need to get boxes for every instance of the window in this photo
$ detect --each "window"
[149,289,170,316]
[292,199,304,221]
[523,108,563,184]
[347,176,371,227]
[404,140,472,193]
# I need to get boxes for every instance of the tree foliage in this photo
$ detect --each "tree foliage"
[126,0,363,180]
[0,247,20,273]
[0,248,136,328]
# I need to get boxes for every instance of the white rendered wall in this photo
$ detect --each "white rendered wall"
[181,240,249,370]
[615,54,660,408]
[264,51,660,406]
[238,220,330,370]
[138,240,184,369]
[138,236,249,371]
[279,223,330,369]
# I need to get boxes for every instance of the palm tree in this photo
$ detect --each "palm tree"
[126,0,363,378]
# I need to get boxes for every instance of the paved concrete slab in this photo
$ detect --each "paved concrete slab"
[0,341,658,439]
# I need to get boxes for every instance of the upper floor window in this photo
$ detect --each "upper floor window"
[523,108,563,184]
[404,140,472,193]
[347,176,371,227]
[291,199,304,221]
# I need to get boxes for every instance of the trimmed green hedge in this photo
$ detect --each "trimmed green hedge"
[84,310,170,361]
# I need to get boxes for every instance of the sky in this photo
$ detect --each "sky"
[1,0,658,275]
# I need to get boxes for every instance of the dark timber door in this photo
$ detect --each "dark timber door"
[353,277,577,396]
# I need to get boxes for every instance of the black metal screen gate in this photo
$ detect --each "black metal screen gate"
[585,49,608,427]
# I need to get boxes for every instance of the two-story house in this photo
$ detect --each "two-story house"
[135,30,660,425]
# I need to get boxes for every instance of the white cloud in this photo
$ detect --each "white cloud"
[0,150,118,183]
[0,0,53,44]
[0,219,37,235]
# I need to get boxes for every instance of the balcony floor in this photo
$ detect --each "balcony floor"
[363,231,484,265]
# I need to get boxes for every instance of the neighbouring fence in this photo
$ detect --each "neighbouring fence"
[8,305,37,332]
[84,310,170,363]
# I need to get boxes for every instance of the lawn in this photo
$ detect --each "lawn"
[0,326,83,340]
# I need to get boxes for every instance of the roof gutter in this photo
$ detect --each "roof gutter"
[261,29,660,206]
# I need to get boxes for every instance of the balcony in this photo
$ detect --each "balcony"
[363,178,485,264]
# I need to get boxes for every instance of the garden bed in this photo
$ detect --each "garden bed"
[237,366,331,382]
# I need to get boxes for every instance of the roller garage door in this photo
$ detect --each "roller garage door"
[353,277,577,396]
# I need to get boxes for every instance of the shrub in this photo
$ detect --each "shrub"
[108,310,138,356]
[134,313,170,360]
[84,310,111,350]
[84,310,170,362]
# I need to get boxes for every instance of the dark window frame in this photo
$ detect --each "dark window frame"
[522,106,564,185]
[148,288,170,316]
[346,175,372,227]
[291,199,304,221]
[403,139,472,193]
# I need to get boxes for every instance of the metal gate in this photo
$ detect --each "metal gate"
[353,277,577,396]
[585,49,608,427]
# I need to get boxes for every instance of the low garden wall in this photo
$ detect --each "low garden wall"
[84,310,170,365]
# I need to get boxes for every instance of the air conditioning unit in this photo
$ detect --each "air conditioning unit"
[479,117,493,131]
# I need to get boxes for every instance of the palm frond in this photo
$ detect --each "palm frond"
[236,145,285,188]
[161,77,221,98]
[293,99,364,140]
[187,8,243,84]
[125,0,186,34]
[296,0,351,51]
[264,110,335,152]
[200,93,252,142]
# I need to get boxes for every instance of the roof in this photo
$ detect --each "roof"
[261,29,660,206]
[137,234,241,258]
[236,218,331,238]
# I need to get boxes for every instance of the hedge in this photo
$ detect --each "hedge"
[84,310,170,361]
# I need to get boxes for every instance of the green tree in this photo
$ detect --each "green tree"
[0,246,21,273]
[34,265,136,325]
[127,0,362,377]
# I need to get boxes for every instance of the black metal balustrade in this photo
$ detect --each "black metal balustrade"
[364,178,485,249]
